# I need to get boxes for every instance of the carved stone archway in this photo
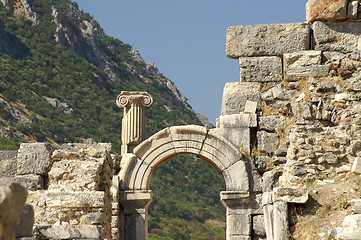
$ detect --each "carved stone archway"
[118,125,254,240]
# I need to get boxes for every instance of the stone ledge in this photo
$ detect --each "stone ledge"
[27,190,105,208]
[273,187,308,203]
[36,225,103,240]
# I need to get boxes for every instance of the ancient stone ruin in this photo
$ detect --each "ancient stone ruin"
[1,0,361,239]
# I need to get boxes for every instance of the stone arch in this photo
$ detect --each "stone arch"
[118,125,255,240]
[119,125,250,192]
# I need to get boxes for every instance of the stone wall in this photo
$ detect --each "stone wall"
[222,0,361,186]
[0,141,115,240]
[218,0,361,239]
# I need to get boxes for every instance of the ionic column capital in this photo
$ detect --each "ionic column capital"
[116,91,153,109]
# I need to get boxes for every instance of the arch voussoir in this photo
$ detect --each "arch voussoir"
[197,129,244,173]
[222,160,249,191]
[169,125,208,156]
[133,127,177,168]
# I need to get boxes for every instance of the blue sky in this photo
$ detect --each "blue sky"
[74,0,307,125]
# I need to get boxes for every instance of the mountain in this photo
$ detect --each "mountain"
[0,0,225,239]
[0,0,212,147]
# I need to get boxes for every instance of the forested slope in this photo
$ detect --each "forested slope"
[0,0,225,239]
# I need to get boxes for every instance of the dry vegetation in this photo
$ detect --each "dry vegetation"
[290,173,361,239]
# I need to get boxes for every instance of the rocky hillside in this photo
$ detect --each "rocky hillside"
[0,0,210,150]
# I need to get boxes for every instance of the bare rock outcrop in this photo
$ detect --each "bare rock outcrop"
[1,0,38,24]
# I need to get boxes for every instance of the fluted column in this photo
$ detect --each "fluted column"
[116,91,153,155]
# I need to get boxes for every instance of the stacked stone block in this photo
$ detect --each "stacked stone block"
[0,142,115,240]
[0,143,51,191]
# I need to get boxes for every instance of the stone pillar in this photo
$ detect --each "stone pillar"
[119,190,153,240]
[111,176,120,240]
[220,191,252,240]
[262,192,274,240]
[116,91,153,155]
[273,200,288,240]
[261,187,308,240]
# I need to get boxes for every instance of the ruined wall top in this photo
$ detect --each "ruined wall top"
[306,0,360,22]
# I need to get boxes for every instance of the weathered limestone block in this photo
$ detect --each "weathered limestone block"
[13,204,34,238]
[273,187,308,203]
[0,150,17,159]
[262,171,277,192]
[252,215,266,238]
[283,51,322,81]
[14,174,44,190]
[226,23,310,58]
[0,181,27,226]
[52,143,112,161]
[0,181,27,240]
[351,199,361,214]
[82,143,112,158]
[334,214,361,240]
[221,82,261,116]
[310,65,330,78]
[306,0,348,22]
[27,190,105,226]
[0,150,17,177]
[17,143,52,176]
[0,159,16,178]
[227,213,251,236]
[352,157,361,174]
[34,191,104,208]
[219,114,257,154]
[37,225,103,240]
[239,56,282,82]
[313,21,361,53]
[220,114,257,129]
[48,159,104,191]
[257,131,279,154]
[259,116,290,132]
[221,161,251,192]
